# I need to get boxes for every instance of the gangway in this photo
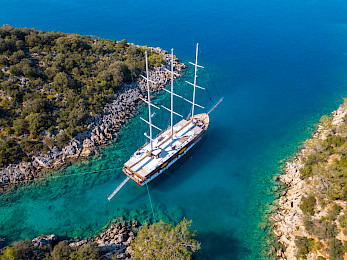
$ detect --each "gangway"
[107,177,130,201]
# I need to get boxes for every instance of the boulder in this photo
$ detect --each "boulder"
[34,156,53,168]
[32,234,57,248]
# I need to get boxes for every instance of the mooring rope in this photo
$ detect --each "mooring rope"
[146,183,157,223]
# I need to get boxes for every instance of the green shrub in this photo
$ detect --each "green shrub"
[344,241,347,252]
[328,204,342,221]
[0,247,17,259]
[300,196,316,216]
[0,139,26,167]
[303,218,315,235]
[11,238,33,259]
[56,132,69,148]
[295,236,310,259]
[315,220,338,240]
[69,242,99,259]
[328,238,343,260]
[300,165,313,179]
[51,241,71,260]
[130,219,200,260]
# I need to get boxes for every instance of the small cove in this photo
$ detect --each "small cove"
[1,0,347,258]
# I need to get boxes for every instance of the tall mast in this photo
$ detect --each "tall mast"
[140,51,162,151]
[145,51,153,151]
[170,48,174,139]
[161,50,183,139]
[191,43,199,121]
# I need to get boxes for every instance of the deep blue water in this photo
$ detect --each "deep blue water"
[1,0,347,259]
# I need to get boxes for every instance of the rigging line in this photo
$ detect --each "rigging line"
[199,49,222,98]
[177,87,190,117]
[199,70,215,104]
[0,167,119,186]
[146,183,157,223]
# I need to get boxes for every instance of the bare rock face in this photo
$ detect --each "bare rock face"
[332,103,347,127]
[91,221,138,259]
[34,156,53,168]
[0,162,33,184]
[69,239,87,248]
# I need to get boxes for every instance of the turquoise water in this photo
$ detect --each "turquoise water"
[1,0,347,258]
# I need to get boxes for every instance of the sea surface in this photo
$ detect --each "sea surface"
[1,0,347,259]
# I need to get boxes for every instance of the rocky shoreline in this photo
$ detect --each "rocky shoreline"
[0,46,186,185]
[5,219,139,259]
[271,101,347,259]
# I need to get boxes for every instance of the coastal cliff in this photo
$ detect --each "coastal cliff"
[272,99,347,259]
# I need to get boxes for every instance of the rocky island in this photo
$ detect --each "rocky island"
[272,99,347,259]
[0,25,186,185]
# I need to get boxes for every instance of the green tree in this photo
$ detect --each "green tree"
[56,132,69,148]
[328,204,342,221]
[315,220,338,240]
[295,236,310,259]
[338,210,347,228]
[0,247,17,260]
[27,113,47,138]
[9,50,25,65]
[300,196,316,216]
[130,219,201,260]
[0,139,25,167]
[51,241,71,260]
[0,55,9,66]
[12,118,28,136]
[11,239,33,259]
[148,53,165,67]
[53,72,69,92]
[69,242,99,259]
[328,238,343,260]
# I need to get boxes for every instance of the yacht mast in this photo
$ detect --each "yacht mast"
[145,51,153,151]
[191,43,198,121]
[186,43,205,122]
[140,51,162,152]
[170,48,174,138]
[161,49,183,140]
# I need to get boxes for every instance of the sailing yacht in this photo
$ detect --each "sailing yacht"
[122,43,212,186]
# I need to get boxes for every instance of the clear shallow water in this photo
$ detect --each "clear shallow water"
[1,0,347,258]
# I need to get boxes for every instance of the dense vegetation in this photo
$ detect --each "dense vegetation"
[0,219,200,259]
[294,100,347,259]
[0,25,165,167]
[0,238,100,260]
[130,219,201,259]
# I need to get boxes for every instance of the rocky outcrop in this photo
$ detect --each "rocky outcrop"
[271,100,347,259]
[29,220,139,260]
[0,161,33,184]
[91,220,139,259]
[0,46,186,185]
[32,234,58,248]
[271,157,309,259]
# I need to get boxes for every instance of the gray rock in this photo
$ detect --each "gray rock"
[69,239,87,248]
[32,234,57,248]
[34,156,53,168]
